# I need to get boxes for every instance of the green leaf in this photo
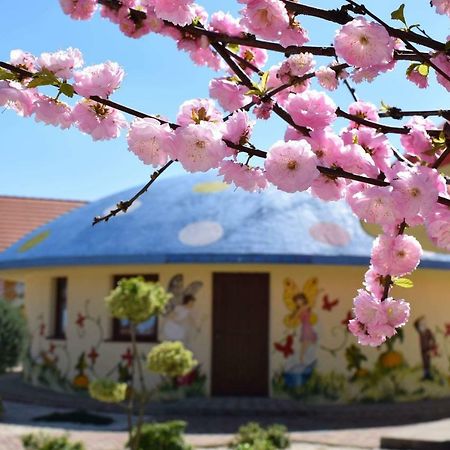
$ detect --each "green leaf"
[391,4,407,27]
[417,64,429,76]
[393,277,414,288]
[0,68,16,81]
[245,88,262,96]
[405,63,420,76]
[226,43,240,53]
[380,100,391,112]
[60,82,74,98]
[27,68,59,89]
[260,71,269,91]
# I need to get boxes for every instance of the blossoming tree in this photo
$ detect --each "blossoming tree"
[0,0,449,347]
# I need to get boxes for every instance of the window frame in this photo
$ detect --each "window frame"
[53,277,68,340]
[111,274,159,342]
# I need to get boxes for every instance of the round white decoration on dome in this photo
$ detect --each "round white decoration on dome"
[178,221,224,246]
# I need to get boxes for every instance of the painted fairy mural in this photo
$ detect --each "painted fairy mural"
[274,277,320,388]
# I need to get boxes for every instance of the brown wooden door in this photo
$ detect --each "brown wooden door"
[212,272,269,396]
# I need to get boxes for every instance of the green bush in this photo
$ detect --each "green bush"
[0,298,27,373]
[22,433,85,450]
[129,420,192,450]
[230,422,290,450]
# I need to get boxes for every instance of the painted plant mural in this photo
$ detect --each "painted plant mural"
[24,274,207,398]
[273,276,450,403]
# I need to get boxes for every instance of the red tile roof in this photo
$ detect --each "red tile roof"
[0,196,86,252]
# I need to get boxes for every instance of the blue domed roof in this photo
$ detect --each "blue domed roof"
[0,172,449,269]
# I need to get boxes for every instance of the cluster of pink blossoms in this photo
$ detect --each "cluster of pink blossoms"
[2,1,449,348]
[1,48,127,140]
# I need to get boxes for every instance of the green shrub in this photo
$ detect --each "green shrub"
[22,433,85,450]
[147,341,197,378]
[0,298,27,373]
[89,378,127,403]
[230,422,290,450]
[129,420,192,450]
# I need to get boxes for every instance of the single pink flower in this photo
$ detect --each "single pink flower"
[223,110,254,146]
[334,17,395,68]
[311,174,347,201]
[34,95,73,129]
[264,140,319,192]
[127,117,174,166]
[209,11,243,36]
[176,98,222,126]
[37,48,83,80]
[285,90,336,130]
[209,78,248,112]
[363,266,385,299]
[240,0,289,40]
[316,66,338,91]
[172,122,229,172]
[347,100,379,126]
[381,298,410,329]
[371,234,422,277]
[432,0,450,16]
[72,100,128,140]
[430,52,450,92]
[59,0,97,20]
[219,160,268,192]
[0,81,35,117]
[150,0,195,26]
[9,49,36,72]
[74,61,124,98]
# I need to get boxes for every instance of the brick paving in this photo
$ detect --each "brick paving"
[1,372,450,449]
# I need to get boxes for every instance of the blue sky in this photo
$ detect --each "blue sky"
[0,1,448,201]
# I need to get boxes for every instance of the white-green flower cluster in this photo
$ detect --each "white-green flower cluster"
[105,277,171,323]
[147,341,197,378]
[89,378,127,403]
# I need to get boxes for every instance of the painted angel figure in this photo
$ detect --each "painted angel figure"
[161,274,205,348]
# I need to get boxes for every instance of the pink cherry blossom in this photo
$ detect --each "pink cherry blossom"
[316,66,338,91]
[341,128,391,173]
[34,95,73,129]
[238,46,268,72]
[117,5,154,38]
[278,21,309,47]
[348,319,387,347]
[390,165,442,221]
[73,61,124,98]
[176,98,222,126]
[240,0,289,40]
[209,78,248,112]
[0,81,35,117]
[426,207,450,251]
[363,266,385,299]
[311,174,347,201]
[304,128,344,166]
[264,140,319,192]
[347,185,400,227]
[406,65,429,89]
[72,100,128,140]
[381,298,410,329]
[10,49,36,72]
[339,144,378,178]
[285,90,336,130]
[253,100,273,120]
[219,160,268,191]
[432,0,450,16]
[278,53,315,83]
[353,289,383,325]
[347,100,379,125]
[400,116,435,163]
[430,52,450,92]
[127,117,174,166]
[172,122,229,172]
[371,234,422,277]
[210,11,243,36]
[59,0,97,20]
[37,48,83,80]
[223,110,254,145]
[150,0,195,26]
[334,17,395,69]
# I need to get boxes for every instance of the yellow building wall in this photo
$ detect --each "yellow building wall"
[4,263,450,402]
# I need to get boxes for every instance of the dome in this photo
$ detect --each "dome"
[0,172,449,269]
